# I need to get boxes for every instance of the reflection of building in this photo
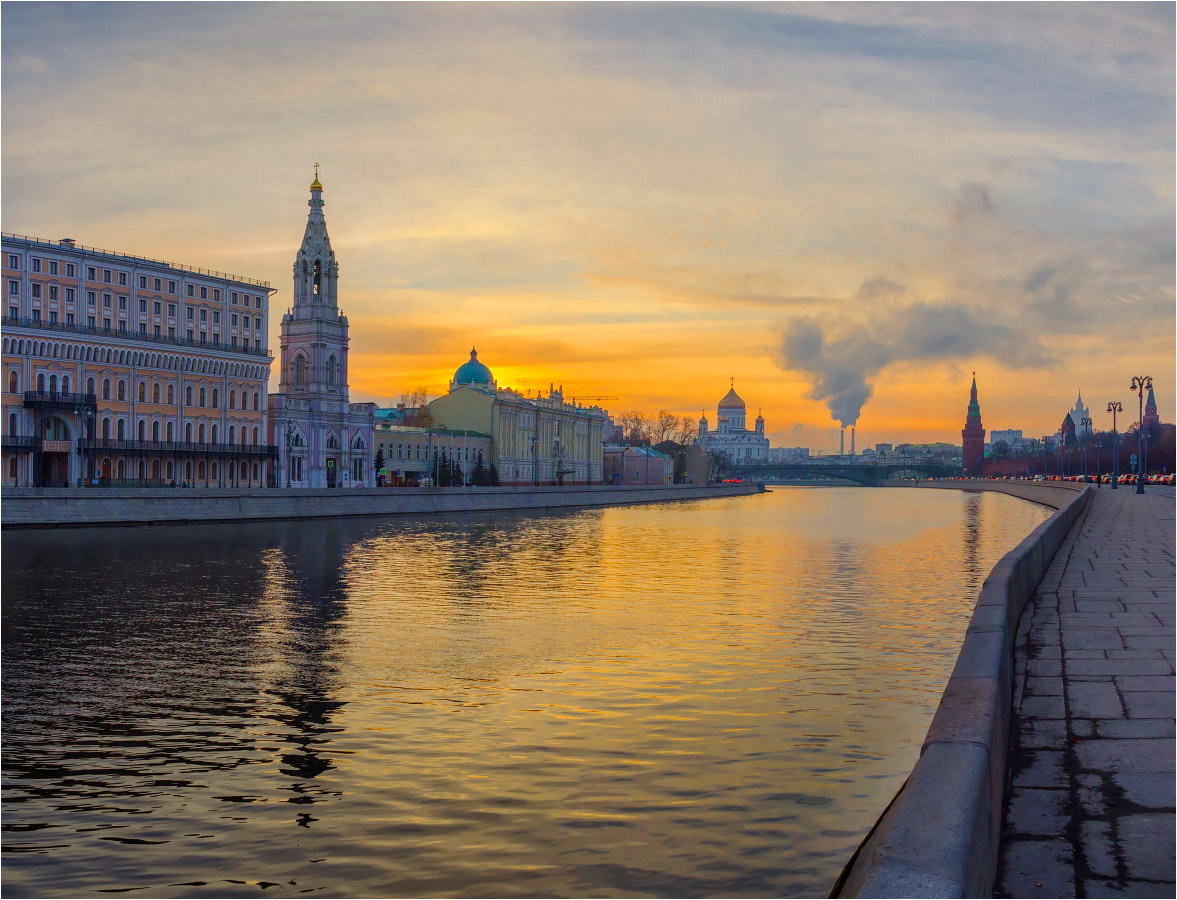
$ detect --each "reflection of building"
[3,234,275,487]
[269,170,376,488]
[603,444,673,485]
[697,380,769,463]
[961,375,985,476]
[427,348,607,485]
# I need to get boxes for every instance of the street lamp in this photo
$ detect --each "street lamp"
[1080,417,1092,477]
[1107,402,1122,489]
[285,421,295,488]
[1093,441,1102,487]
[1130,376,1151,494]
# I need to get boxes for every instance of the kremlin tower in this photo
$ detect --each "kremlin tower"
[962,374,985,476]
[1143,385,1160,427]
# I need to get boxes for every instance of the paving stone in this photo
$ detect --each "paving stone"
[1007,788,1068,836]
[1029,658,1064,676]
[1075,738,1175,774]
[1067,681,1124,718]
[1106,649,1168,660]
[1118,813,1177,881]
[1012,751,1066,789]
[1114,674,1175,691]
[1122,691,1173,719]
[1075,600,1126,612]
[1028,675,1064,695]
[1020,718,1068,749]
[1081,880,1177,898]
[1066,658,1173,676]
[1080,819,1117,878]
[1111,772,1176,809]
[1095,718,1176,739]
[1065,649,1109,659]
[1021,695,1067,719]
[999,838,1075,898]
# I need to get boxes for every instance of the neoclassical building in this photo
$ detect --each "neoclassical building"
[427,348,606,484]
[269,170,375,487]
[697,380,769,463]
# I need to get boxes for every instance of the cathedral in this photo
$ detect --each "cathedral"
[268,168,376,487]
[697,380,770,463]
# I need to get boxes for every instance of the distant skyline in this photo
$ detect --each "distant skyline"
[3,2,1173,451]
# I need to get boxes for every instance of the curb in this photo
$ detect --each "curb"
[835,481,1093,898]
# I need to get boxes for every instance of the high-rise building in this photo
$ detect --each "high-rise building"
[961,374,985,476]
[269,168,376,487]
[2,233,275,487]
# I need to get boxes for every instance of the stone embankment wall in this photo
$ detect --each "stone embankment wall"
[0,482,764,529]
[836,479,1093,898]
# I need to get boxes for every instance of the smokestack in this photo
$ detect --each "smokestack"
[851,427,856,456]
[840,427,845,456]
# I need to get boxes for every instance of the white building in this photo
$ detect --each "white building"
[269,169,376,488]
[697,381,770,463]
[1066,392,1091,438]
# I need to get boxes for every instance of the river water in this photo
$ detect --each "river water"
[2,487,1049,898]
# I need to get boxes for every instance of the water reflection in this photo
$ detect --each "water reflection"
[2,489,1049,897]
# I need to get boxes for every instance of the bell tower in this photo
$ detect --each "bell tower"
[962,373,985,476]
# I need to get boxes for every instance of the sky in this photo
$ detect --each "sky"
[3,1,1173,451]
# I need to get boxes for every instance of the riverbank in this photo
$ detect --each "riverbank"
[837,479,1094,898]
[0,481,764,528]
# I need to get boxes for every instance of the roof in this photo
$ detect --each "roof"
[453,347,494,385]
[718,386,745,409]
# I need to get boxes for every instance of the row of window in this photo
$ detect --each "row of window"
[6,307,264,349]
[11,282,263,327]
[8,370,263,411]
[375,441,484,462]
[7,254,265,308]
[5,455,268,485]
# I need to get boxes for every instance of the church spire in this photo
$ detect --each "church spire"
[293,165,338,311]
[968,372,980,416]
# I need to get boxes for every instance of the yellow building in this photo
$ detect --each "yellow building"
[2,233,276,487]
[427,348,606,485]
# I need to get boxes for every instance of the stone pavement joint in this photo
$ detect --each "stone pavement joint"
[997,489,1176,898]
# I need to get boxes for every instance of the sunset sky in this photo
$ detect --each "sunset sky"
[3,2,1173,451]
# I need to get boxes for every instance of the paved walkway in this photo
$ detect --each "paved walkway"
[997,487,1175,898]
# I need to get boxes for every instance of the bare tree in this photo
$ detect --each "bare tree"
[617,410,651,445]
[672,414,697,446]
[400,386,431,426]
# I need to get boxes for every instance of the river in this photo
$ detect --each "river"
[1,487,1049,897]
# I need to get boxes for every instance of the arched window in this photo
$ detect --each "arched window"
[211,461,218,481]
[138,420,145,441]
[168,385,175,404]
[8,371,18,393]
[199,387,206,407]
[117,419,126,440]
[185,422,193,442]
[49,374,57,394]
[294,355,306,387]
[198,460,206,480]
[62,376,69,393]
[152,421,160,441]
[211,424,218,443]
[253,392,260,411]
[185,461,192,481]
[117,459,125,479]
[327,355,337,388]
[228,425,235,445]
[8,412,17,435]
[228,390,235,409]
[167,421,174,441]
[103,379,111,400]
[8,458,16,480]
[102,418,111,439]
[252,462,259,481]
[313,259,321,297]
[212,389,219,408]
[37,373,45,392]
[240,461,248,480]
[88,377,95,396]
[153,383,160,403]
[166,460,174,481]
[138,382,146,402]
[253,426,259,445]
[326,434,340,450]
[118,381,126,401]
[198,423,206,442]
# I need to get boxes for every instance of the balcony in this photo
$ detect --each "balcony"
[4,316,269,358]
[1,435,41,452]
[85,438,279,458]
[23,391,98,410]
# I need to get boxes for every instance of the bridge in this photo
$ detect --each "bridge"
[728,462,962,485]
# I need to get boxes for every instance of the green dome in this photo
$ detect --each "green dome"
[453,347,493,386]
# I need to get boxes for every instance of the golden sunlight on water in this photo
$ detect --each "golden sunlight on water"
[1,488,1048,897]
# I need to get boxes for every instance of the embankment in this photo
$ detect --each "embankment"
[0,481,764,529]
[835,479,1092,898]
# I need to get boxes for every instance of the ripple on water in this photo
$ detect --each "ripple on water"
[2,488,1049,897]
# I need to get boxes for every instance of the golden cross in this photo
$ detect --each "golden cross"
[314,161,320,177]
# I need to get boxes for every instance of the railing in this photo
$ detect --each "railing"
[1,435,41,451]
[23,390,97,407]
[5,316,269,358]
[2,232,272,289]
[85,438,279,457]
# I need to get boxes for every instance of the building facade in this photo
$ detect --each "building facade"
[1066,392,1091,439]
[269,171,376,488]
[603,444,673,485]
[697,381,770,463]
[427,348,607,484]
[2,233,275,487]
[961,375,985,476]
[375,422,492,485]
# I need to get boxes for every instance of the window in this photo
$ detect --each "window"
[32,308,40,322]
[103,379,111,399]
[185,386,192,405]
[199,387,206,406]
[187,307,194,320]
[169,280,177,293]
[117,419,125,439]
[152,383,160,403]
[212,332,219,344]
[49,261,58,275]
[327,355,337,388]
[49,311,57,323]
[154,325,160,336]
[65,288,74,302]
[103,294,111,308]
[153,301,161,314]
[87,267,96,280]
[8,371,17,393]
[294,355,306,386]
[167,385,175,404]
[66,264,75,277]
[138,298,146,312]
[212,311,220,324]
[8,254,19,269]
[255,296,262,308]
[118,381,126,401]
[187,284,195,297]
[87,377,95,395]
[48,285,57,300]
[168,303,176,316]
[231,314,238,327]
[200,286,207,299]
[8,280,18,296]
[167,422,174,441]
[187,329,193,340]
[255,339,261,349]
[119,272,127,286]
[231,336,237,347]
[8,307,16,320]
[211,389,218,408]
[103,318,111,330]
[138,420,146,441]
[31,258,41,273]
[138,382,146,402]
[200,308,207,322]
[139,323,147,334]
[154,278,162,291]
[118,295,127,310]
[213,289,220,301]
[253,391,260,411]
[139,276,148,289]
[31,283,41,299]
[231,292,238,303]
[229,391,235,409]
[66,313,74,324]
[152,420,160,441]
[103,269,111,283]
[88,316,95,328]
[168,327,175,338]
[88,291,96,305]
[118,322,127,333]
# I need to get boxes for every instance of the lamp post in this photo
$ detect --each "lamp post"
[1080,417,1092,477]
[285,422,294,487]
[1093,441,1102,487]
[1107,402,1122,489]
[1130,376,1151,494]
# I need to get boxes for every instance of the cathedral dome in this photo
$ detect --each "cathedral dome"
[453,347,493,386]
[718,385,745,410]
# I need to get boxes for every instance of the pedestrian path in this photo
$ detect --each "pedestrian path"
[997,487,1175,898]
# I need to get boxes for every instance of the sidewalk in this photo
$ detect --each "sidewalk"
[997,488,1175,898]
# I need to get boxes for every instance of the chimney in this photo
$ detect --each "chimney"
[840,427,845,456]
[851,427,856,456]
[60,238,75,247]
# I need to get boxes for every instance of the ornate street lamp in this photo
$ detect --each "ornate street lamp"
[1106,402,1122,489]
[285,421,295,488]
[1093,441,1102,487]
[1080,417,1092,477]
[1130,376,1151,494]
